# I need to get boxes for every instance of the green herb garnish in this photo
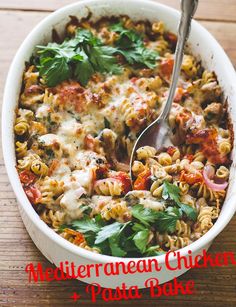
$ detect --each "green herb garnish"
[162,181,197,221]
[131,204,181,233]
[37,23,158,87]
[37,29,121,87]
[133,229,150,253]
[111,22,159,68]
[104,117,111,129]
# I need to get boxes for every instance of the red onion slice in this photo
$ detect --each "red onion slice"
[203,165,228,191]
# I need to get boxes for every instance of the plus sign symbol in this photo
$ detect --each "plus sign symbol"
[70,292,81,302]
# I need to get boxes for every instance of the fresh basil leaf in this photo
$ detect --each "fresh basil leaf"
[37,42,77,61]
[90,46,122,75]
[118,47,158,68]
[136,46,158,69]
[133,229,150,253]
[75,28,95,44]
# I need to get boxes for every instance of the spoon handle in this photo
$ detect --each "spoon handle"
[159,0,198,121]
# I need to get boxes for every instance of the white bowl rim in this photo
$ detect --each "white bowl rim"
[2,0,236,265]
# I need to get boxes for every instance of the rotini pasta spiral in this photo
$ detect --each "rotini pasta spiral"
[132,161,146,177]
[152,21,164,34]
[155,38,169,54]
[31,159,49,176]
[196,206,214,234]
[157,233,192,251]
[193,150,206,162]
[15,141,28,158]
[101,201,131,222]
[94,179,123,196]
[14,108,34,135]
[39,177,64,208]
[157,152,172,166]
[17,153,42,171]
[60,229,100,253]
[192,181,225,202]
[181,55,197,77]
[136,146,156,160]
[218,139,231,155]
[176,220,191,237]
[215,166,230,180]
[174,181,189,195]
[150,181,164,198]
[40,209,66,228]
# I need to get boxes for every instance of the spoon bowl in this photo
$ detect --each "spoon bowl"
[130,121,173,179]
[129,0,199,181]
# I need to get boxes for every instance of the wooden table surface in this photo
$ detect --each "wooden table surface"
[0,1,236,306]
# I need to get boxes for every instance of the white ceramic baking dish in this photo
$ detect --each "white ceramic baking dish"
[2,0,236,289]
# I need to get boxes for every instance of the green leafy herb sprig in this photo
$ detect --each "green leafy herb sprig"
[59,181,196,257]
[162,181,197,221]
[37,29,121,87]
[36,23,159,87]
[110,22,159,69]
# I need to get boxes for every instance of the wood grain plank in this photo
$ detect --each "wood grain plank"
[0,0,236,22]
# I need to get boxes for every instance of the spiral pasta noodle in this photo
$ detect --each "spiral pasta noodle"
[94,179,123,196]
[101,201,131,222]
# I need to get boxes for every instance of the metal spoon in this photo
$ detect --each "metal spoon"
[130,0,198,180]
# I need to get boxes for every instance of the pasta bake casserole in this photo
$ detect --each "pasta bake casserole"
[14,15,233,257]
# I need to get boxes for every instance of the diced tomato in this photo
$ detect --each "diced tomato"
[19,170,37,185]
[54,81,85,112]
[84,134,97,151]
[180,170,203,185]
[48,159,60,176]
[24,185,41,204]
[130,77,138,84]
[174,87,184,102]
[133,169,151,190]
[186,128,213,144]
[167,146,177,156]
[165,32,177,45]
[160,58,174,78]
[176,110,192,127]
[110,171,132,194]
[183,154,194,162]
[96,165,109,179]
[25,84,43,95]
[64,228,85,244]
[74,232,85,245]
[186,128,229,164]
